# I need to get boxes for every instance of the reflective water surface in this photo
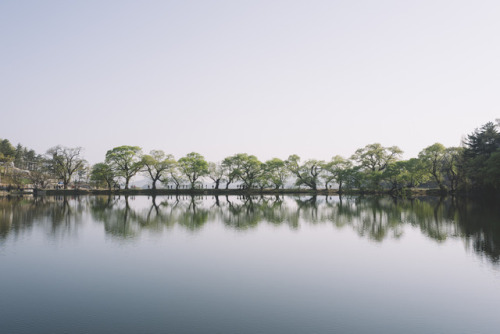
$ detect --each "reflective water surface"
[1,195,499,333]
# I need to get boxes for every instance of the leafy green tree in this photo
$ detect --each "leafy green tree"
[381,161,411,192]
[178,152,209,189]
[418,143,447,192]
[91,163,116,190]
[321,156,352,191]
[285,155,323,190]
[222,154,243,189]
[263,158,289,189]
[163,162,185,190]
[350,143,403,190]
[0,139,16,162]
[141,150,175,190]
[221,153,261,189]
[47,146,87,189]
[403,158,428,188]
[443,147,463,192]
[208,162,225,189]
[351,143,403,172]
[342,166,366,191]
[236,154,262,188]
[76,164,91,185]
[105,146,143,190]
[255,169,273,190]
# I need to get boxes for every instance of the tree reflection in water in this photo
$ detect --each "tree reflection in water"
[0,195,85,242]
[1,195,499,264]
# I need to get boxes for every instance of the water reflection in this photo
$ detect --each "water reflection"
[0,196,85,242]
[1,195,499,264]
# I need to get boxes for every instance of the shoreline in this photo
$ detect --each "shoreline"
[1,187,443,197]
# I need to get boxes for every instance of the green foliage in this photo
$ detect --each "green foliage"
[0,139,16,162]
[418,143,447,191]
[91,163,116,190]
[351,143,403,172]
[462,122,500,190]
[141,150,175,190]
[0,140,40,171]
[255,170,273,190]
[236,154,262,188]
[13,144,37,170]
[163,161,186,190]
[380,158,431,193]
[105,146,143,190]
[322,156,352,191]
[222,154,243,189]
[207,162,225,189]
[285,155,323,190]
[178,152,209,189]
[222,153,262,188]
[482,150,500,190]
[3,119,500,195]
[464,122,500,158]
[350,143,403,190]
[263,158,289,189]
[341,166,364,191]
[403,158,429,188]
[443,147,463,192]
[382,161,410,192]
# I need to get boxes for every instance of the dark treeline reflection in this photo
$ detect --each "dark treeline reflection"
[0,196,85,242]
[1,195,499,264]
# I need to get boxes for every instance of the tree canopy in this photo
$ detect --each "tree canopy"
[2,119,499,195]
[105,146,143,190]
[178,152,209,189]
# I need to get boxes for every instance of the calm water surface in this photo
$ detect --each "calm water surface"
[1,195,499,334]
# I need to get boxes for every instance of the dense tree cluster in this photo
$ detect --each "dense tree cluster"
[0,139,40,170]
[0,140,88,189]
[1,120,499,194]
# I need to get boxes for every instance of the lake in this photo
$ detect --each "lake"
[1,195,499,333]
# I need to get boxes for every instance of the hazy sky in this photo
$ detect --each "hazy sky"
[1,0,499,164]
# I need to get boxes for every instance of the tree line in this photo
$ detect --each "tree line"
[1,120,499,194]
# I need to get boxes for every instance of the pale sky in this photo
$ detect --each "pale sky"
[1,0,499,164]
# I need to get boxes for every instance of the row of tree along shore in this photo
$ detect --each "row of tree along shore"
[1,120,499,196]
[37,187,437,197]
